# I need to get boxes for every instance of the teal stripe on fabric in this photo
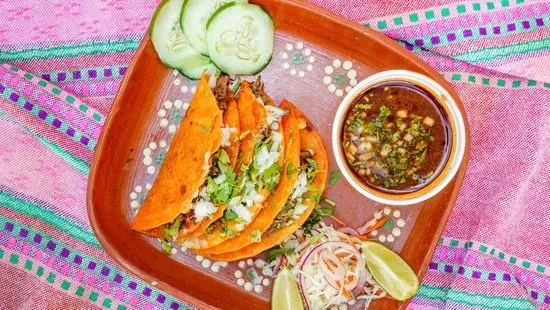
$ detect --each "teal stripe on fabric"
[418,285,537,310]
[0,84,96,151]
[0,191,100,248]
[0,110,89,175]
[0,214,195,310]
[0,40,140,62]
[430,260,516,284]
[452,37,550,62]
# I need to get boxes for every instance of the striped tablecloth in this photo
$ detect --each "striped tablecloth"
[0,0,548,309]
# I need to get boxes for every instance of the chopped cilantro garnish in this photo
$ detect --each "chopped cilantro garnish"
[263,163,282,193]
[265,246,293,262]
[160,239,173,254]
[224,210,238,220]
[163,218,181,239]
[250,229,261,243]
[246,268,259,280]
[305,158,318,181]
[328,170,341,185]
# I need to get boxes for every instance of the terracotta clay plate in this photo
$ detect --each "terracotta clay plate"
[87,0,470,309]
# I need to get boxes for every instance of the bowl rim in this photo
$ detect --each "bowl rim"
[331,70,466,205]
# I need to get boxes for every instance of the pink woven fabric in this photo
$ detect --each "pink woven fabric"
[0,0,549,309]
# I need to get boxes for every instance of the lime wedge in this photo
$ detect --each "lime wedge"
[360,241,419,301]
[272,268,304,310]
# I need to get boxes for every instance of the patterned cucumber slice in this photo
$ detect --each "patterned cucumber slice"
[180,62,220,80]
[180,0,248,56]
[150,0,210,71]
[206,3,274,75]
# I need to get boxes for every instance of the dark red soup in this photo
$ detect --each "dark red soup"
[342,82,451,192]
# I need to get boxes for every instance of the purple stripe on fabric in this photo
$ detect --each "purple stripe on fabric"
[114,274,122,284]
[66,127,75,137]
[472,271,481,279]
[46,241,56,251]
[503,273,511,281]
[88,70,97,78]
[143,287,152,297]
[37,110,47,120]
[429,263,438,270]
[431,36,440,44]
[415,39,424,46]
[170,302,179,310]
[463,29,473,37]
[458,266,465,275]
[447,33,456,41]
[80,136,89,146]
[104,69,113,77]
[52,118,61,128]
[19,229,28,238]
[128,281,137,290]
[508,23,516,31]
[493,26,501,35]
[73,71,81,80]
[444,265,453,273]
[101,266,110,276]
[57,72,66,82]
[0,84,4,93]
[531,291,539,299]
[479,27,487,35]
[5,222,14,232]
[33,233,42,244]
[88,261,97,270]
[60,248,70,258]
[157,294,165,303]
[24,102,33,111]
[536,18,544,27]
[545,296,550,304]
[42,74,51,81]
[9,92,19,102]
[73,255,82,265]
[405,42,413,51]
[488,273,496,281]
[119,67,127,75]
[522,21,530,29]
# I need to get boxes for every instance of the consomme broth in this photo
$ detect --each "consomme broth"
[342,82,451,193]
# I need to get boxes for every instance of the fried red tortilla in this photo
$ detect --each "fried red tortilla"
[196,101,301,255]
[131,75,223,232]
[182,82,284,249]
[175,92,241,239]
[208,101,328,261]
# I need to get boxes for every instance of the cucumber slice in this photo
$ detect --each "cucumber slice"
[150,0,210,71]
[206,3,274,75]
[181,0,248,55]
[180,62,220,80]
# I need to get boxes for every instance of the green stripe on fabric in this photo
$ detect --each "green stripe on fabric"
[418,285,537,310]
[452,37,550,62]
[0,40,140,62]
[0,215,193,310]
[0,85,96,151]
[0,108,91,175]
[0,246,131,310]
[0,191,100,248]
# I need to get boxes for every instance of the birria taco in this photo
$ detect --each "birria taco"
[131,74,241,243]
[207,101,328,261]
[182,79,291,250]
